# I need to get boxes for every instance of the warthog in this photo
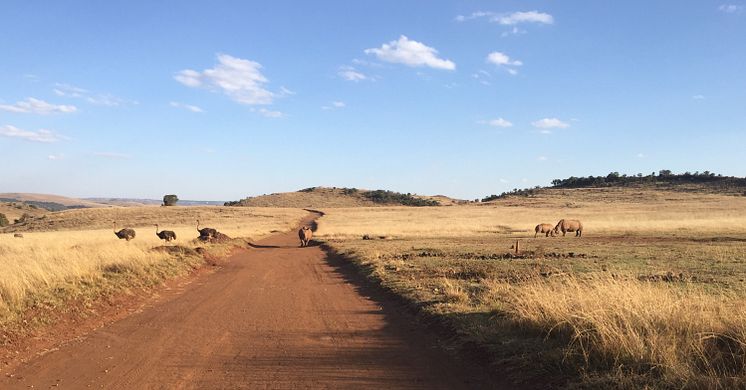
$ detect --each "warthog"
[298,226,313,247]
[554,219,583,237]
[534,223,556,238]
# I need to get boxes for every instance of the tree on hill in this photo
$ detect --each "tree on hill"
[0,213,9,227]
[162,194,179,206]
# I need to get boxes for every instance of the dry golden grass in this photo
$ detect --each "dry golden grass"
[317,188,746,387]
[499,275,746,387]
[317,189,746,238]
[0,206,306,328]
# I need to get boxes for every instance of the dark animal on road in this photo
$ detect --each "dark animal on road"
[299,226,313,247]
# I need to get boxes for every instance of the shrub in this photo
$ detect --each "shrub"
[363,190,439,206]
[162,194,179,206]
[0,213,9,227]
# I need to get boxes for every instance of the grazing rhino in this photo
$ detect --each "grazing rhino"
[554,219,583,237]
[298,226,313,247]
[534,223,556,238]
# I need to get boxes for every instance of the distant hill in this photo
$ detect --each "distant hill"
[0,193,108,210]
[226,187,451,208]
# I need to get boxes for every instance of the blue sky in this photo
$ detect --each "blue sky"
[1,1,745,201]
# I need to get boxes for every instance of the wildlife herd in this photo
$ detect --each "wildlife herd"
[110,220,211,242]
[534,219,583,238]
[109,219,317,247]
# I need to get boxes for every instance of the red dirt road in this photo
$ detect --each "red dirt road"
[3,214,490,389]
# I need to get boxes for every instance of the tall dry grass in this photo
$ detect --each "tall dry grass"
[0,207,307,325]
[496,275,746,387]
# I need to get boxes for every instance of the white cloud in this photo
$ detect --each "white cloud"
[322,101,346,110]
[499,178,509,183]
[365,36,455,70]
[692,94,705,100]
[0,125,67,143]
[537,156,548,161]
[258,108,283,118]
[456,10,554,25]
[486,52,522,74]
[94,152,131,160]
[170,101,204,113]
[636,153,645,158]
[48,154,64,160]
[480,118,513,128]
[532,118,570,130]
[0,98,77,114]
[338,66,368,81]
[718,4,744,13]
[53,83,134,107]
[175,54,277,105]
[495,11,554,25]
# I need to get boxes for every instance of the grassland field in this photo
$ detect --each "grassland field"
[316,187,746,389]
[2,187,745,388]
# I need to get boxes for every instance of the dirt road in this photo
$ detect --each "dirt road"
[3,213,489,389]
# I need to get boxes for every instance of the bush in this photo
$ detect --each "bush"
[0,213,9,227]
[162,194,179,206]
[363,190,439,206]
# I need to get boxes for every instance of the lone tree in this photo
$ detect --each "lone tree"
[162,194,179,206]
[0,213,9,227]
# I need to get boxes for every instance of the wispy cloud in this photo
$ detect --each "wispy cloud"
[0,98,77,114]
[94,152,131,160]
[457,10,554,25]
[365,36,455,70]
[47,154,64,161]
[537,156,548,161]
[636,153,646,159]
[175,54,279,105]
[479,118,513,128]
[53,83,134,107]
[486,51,523,75]
[23,74,40,82]
[0,124,67,143]
[322,101,346,110]
[170,101,204,113]
[257,108,283,118]
[471,69,493,85]
[532,118,570,132]
[692,94,705,100]
[338,66,368,81]
[718,4,744,13]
